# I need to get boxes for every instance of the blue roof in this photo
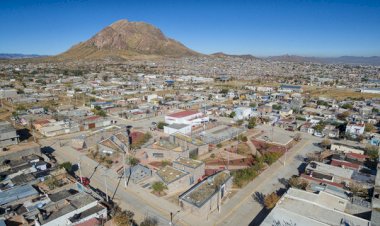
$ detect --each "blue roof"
[0,184,38,205]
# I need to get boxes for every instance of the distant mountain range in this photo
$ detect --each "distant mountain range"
[1,19,379,65]
[0,53,47,59]
[266,55,380,66]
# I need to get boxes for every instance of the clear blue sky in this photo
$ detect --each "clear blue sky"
[1,0,379,57]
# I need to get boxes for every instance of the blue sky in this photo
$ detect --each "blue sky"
[0,0,379,57]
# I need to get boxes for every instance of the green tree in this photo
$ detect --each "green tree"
[248,117,257,129]
[152,181,167,195]
[365,145,379,160]
[342,103,353,109]
[157,121,168,130]
[365,123,375,133]
[229,111,236,118]
[59,162,72,172]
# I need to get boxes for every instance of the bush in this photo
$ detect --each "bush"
[140,216,158,226]
[264,192,280,209]
[157,121,168,130]
[216,143,222,148]
[248,117,256,129]
[60,162,72,172]
[210,153,216,158]
[152,181,167,194]
[261,152,282,165]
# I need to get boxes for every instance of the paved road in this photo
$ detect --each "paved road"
[209,125,324,226]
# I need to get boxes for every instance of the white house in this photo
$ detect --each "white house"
[345,123,365,136]
[165,110,209,127]
[164,123,192,135]
[233,107,253,120]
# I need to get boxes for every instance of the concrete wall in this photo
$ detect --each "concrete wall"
[172,162,205,183]
[179,176,233,218]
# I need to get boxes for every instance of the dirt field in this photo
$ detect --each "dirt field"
[304,86,380,100]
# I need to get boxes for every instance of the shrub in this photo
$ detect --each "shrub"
[264,192,280,209]
[152,181,167,194]
[157,121,168,130]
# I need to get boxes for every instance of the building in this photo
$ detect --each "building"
[279,84,303,93]
[331,143,365,155]
[361,88,380,94]
[261,188,370,226]
[0,121,19,148]
[173,157,205,183]
[179,170,232,217]
[345,123,365,137]
[232,107,253,120]
[155,165,191,194]
[165,110,209,127]
[164,123,192,135]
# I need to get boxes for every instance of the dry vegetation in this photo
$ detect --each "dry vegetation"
[304,86,380,100]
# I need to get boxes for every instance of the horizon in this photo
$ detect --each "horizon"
[1,0,380,57]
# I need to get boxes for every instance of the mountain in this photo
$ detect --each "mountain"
[211,52,258,60]
[56,19,199,61]
[0,53,47,59]
[267,54,380,66]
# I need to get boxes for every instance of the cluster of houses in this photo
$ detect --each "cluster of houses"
[0,136,108,226]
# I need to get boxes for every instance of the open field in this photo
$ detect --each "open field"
[304,86,380,100]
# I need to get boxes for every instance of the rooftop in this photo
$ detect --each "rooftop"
[156,165,188,184]
[307,161,354,179]
[179,170,231,207]
[167,110,199,118]
[174,157,204,169]
[166,123,190,130]
[261,188,370,226]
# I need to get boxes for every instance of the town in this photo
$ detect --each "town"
[1,54,380,226]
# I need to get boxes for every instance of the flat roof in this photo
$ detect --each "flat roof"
[156,165,188,184]
[167,110,199,118]
[174,157,203,169]
[307,161,354,179]
[261,188,370,226]
[179,171,231,208]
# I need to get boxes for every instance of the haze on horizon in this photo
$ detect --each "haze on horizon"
[0,0,379,57]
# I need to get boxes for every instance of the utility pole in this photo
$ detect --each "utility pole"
[78,156,83,184]
[283,147,287,166]
[104,170,109,202]
[123,150,127,188]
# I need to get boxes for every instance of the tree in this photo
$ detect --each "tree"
[113,209,134,226]
[140,216,158,226]
[236,119,244,126]
[337,111,350,121]
[320,139,331,148]
[128,156,140,166]
[264,192,280,209]
[365,123,375,133]
[60,162,72,172]
[313,121,325,133]
[248,117,256,129]
[272,104,282,110]
[94,105,102,111]
[152,181,167,195]
[229,111,236,118]
[157,121,168,130]
[288,177,308,190]
[342,103,353,109]
[220,88,229,94]
[365,145,379,160]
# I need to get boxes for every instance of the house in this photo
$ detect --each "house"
[28,107,45,114]
[361,88,380,94]
[345,122,365,137]
[178,170,232,217]
[155,165,191,194]
[331,143,365,155]
[90,101,114,109]
[37,192,107,226]
[173,157,205,183]
[0,121,19,148]
[232,107,252,120]
[261,188,370,226]
[278,84,303,93]
[165,110,209,127]
[143,138,189,162]
[323,124,340,138]
[97,132,129,155]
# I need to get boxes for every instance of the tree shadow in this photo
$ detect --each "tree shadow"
[278,178,289,187]
[252,191,265,206]
[17,128,32,142]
